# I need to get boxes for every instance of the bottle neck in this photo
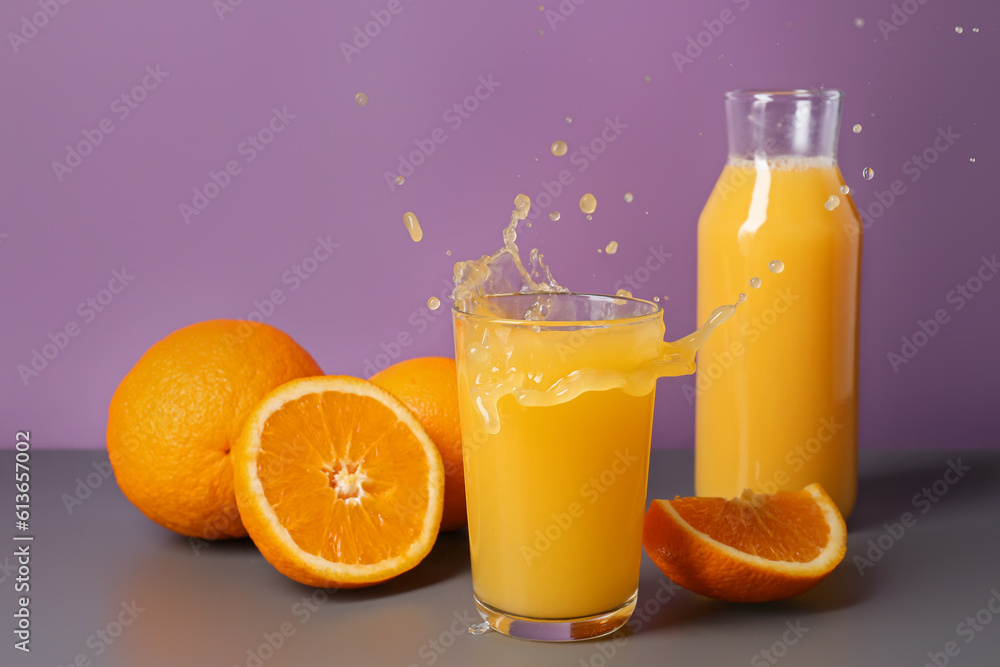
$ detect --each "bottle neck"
[725,90,842,162]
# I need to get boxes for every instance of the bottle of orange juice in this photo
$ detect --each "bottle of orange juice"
[695,90,861,517]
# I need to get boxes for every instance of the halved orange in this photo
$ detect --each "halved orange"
[233,376,444,588]
[643,484,847,602]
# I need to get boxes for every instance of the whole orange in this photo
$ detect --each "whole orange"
[372,357,466,531]
[107,320,322,538]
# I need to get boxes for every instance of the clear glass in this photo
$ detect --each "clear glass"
[453,293,661,641]
[695,89,861,516]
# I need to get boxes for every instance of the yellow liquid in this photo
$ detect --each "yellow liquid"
[695,158,861,516]
[452,194,739,621]
[455,313,660,619]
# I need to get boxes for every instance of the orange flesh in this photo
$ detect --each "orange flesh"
[670,491,829,562]
[255,391,432,564]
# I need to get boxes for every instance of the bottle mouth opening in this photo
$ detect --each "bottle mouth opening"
[725,89,843,102]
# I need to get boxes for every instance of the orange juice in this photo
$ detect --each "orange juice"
[454,301,660,620]
[452,194,739,640]
[695,156,861,516]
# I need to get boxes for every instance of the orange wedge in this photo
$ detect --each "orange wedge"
[643,484,846,602]
[233,376,444,588]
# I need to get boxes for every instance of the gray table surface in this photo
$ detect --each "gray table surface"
[2,449,999,667]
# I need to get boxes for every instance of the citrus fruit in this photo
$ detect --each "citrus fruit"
[371,357,466,531]
[233,375,445,588]
[642,483,847,602]
[107,320,323,539]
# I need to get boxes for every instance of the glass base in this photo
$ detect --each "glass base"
[474,591,636,642]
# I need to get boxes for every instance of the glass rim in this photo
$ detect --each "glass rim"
[725,88,843,101]
[451,292,663,327]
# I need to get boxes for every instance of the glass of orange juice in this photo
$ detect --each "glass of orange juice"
[452,292,667,641]
[695,89,862,516]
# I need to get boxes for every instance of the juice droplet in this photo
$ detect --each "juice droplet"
[854,17,865,28]
[768,259,785,274]
[579,193,597,214]
[853,124,862,134]
[737,292,747,304]
[597,249,603,254]
[605,240,618,255]
[624,192,634,203]
[514,194,531,217]
[403,211,423,242]
[427,296,441,310]
[750,276,761,289]
[862,167,875,180]
[616,288,632,298]
[537,29,544,36]
[653,296,660,302]
[537,4,544,10]
[354,92,368,107]
[970,157,976,163]
[644,75,652,83]
[565,116,573,123]
[549,211,561,221]
[955,26,963,34]
[469,622,491,636]
[841,184,850,194]
[972,27,979,33]
[395,176,405,186]
[586,215,593,221]
[551,140,568,157]
[446,250,452,256]
[824,195,840,211]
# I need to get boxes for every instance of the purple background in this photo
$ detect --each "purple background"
[2,0,997,450]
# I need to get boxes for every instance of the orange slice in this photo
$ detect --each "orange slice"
[233,376,444,588]
[642,484,846,602]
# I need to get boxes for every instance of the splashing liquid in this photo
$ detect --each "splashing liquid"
[403,212,423,242]
[605,240,619,254]
[579,193,597,214]
[451,194,742,434]
[427,296,441,310]
[551,141,568,157]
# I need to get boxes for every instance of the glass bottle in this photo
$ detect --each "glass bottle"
[695,89,861,517]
